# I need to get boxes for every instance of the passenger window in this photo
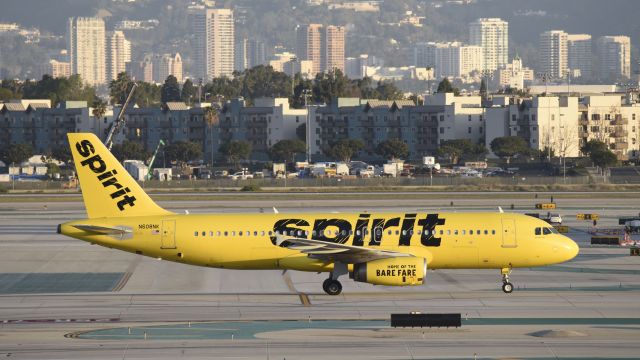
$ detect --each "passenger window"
[376,229,382,235]
[254,231,258,236]
[446,230,451,235]
[470,230,473,235]
[246,231,250,236]
[477,230,480,234]
[305,230,309,237]
[268,231,273,236]
[388,230,393,235]
[484,230,488,235]
[439,230,443,235]
[492,230,496,235]
[239,231,243,236]
[535,227,541,235]
[356,230,361,236]
[402,230,406,235]
[201,231,205,236]
[395,230,400,235]
[194,231,198,236]
[232,231,236,236]
[454,230,458,235]
[210,231,214,236]
[261,231,265,236]
[417,230,422,235]
[462,230,466,235]
[410,230,414,235]
[224,231,228,236]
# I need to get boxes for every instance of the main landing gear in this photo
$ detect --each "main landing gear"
[501,267,514,294]
[322,262,347,296]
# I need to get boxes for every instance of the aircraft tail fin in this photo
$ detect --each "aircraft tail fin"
[68,133,172,218]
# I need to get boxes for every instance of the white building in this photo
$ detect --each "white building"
[414,42,482,79]
[539,30,568,80]
[567,34,592,79]
[495,56,534,90]
[67,17,106,86]
[597,36,631,81]
[485,95,580,158]
[156,53,183,83]
[346,54,384,79]
[425,93,485,145]
[469,18,508,72]
[361,66,434,82]
[106,30,131,82]
[254,98,308,147]
[190,7,234,81]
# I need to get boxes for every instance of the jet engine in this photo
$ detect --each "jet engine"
[351,257,426,286]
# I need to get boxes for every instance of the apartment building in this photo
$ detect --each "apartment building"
[106,30,132,83]
[539,30,568,79]
[469,18,508,72]
[567,34,592,79]
[190,7,234,81]
[495,57,534,90]
[156,53,183,83]
[597,36,631,81]
[296,24,346,76]
[413,42,482,79]
[67,17,106,86]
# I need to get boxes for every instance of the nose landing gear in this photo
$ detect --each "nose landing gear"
[501,267,513,294]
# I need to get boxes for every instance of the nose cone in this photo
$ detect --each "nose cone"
[559,235,579,263]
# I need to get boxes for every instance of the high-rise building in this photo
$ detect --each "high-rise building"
[539,30,568,79]
[190,7,234,81]
[296,24,345,76]
[106,30,131,82]
[67,17,106,86]
[495,56,534,90]
[597,36,631,81]
[414,42,482,79]
[156,53,183,83]
[322,25,345,74]
[235,38,268,71]
[127,54,153,83]
[296,24,323,75]
[567,34,592,79]
[44,59,71,78]
[469,18,508,72]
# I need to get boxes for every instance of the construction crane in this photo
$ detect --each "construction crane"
[104,82,138,150]
[146,139,166,181]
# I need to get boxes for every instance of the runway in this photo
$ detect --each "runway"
[1,193,639,359]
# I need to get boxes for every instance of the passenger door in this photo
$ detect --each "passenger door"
[501,219,517,248]
[161,220,176,249]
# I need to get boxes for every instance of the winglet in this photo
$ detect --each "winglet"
[498,206,504,213]
[273,207,279,214]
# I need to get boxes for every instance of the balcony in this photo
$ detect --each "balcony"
[611,118,629,126]
[610,130,628,138]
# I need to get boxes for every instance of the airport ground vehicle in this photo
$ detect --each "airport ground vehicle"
[59,133,579,295]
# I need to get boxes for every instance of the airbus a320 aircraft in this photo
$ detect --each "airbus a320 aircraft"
[59,133,579,295]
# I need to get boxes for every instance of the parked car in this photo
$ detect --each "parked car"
[229,172,254,180]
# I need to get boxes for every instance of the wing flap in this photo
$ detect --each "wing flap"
[276,234,412,263]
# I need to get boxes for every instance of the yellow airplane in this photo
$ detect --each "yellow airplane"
[59,133,579,295]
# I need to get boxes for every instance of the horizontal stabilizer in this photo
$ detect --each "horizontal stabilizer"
[73,224,132,236]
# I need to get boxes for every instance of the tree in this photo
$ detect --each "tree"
[109,72,134,105]
[437,139,486,165]
[51,145,72,164]
[490,136,529,164]
[0,143,34,165]
[219,140,252,169]
[436,78,460,95]
[376,139,409,160]
[270,139,306,162]
[91,98,107,121]
[375,80,404,100]
[324,139,364,163]
[181,79,196,105]
[313,69,354,104]
[111,141,150,162]
[161,75,181,103]
[581,140,618,169]
[165,141,203,165]
[134,81,161,107]
[480,78,487,99]
[22,74,96,107]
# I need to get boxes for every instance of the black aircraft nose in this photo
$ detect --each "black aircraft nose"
[57,224,62,234]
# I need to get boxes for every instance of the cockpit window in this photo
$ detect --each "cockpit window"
[535,227,542,235]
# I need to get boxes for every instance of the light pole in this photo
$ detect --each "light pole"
[537,72,552,162]
[303,89,312,163]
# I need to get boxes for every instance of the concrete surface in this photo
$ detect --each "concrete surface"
[0,193,639,359]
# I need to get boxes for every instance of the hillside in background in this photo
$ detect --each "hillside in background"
[0,0,638,78]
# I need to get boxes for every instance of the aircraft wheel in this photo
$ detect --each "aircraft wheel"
[502,282,514,294]
[323,279,342,296]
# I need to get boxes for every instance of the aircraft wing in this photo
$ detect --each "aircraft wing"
[276,235,412,263]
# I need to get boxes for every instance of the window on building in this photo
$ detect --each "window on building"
[468,127,471,134]
[440,127,444,134]
[468,115,472,121]
[479,126,483,134]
